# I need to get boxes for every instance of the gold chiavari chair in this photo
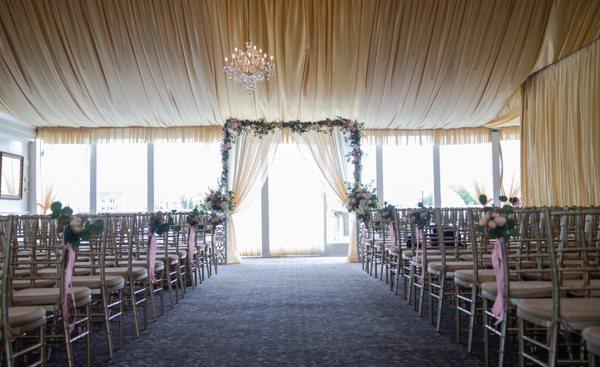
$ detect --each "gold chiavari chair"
[393,208,412,298]
[71,214,125,359]
[11,216,93,367]
[516,208,600,367]
[407,208,437,315]
[103,214,150,336]
[583,327,600,366]
[1,216,46,367]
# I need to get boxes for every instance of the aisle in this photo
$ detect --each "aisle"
[84,258,481,366]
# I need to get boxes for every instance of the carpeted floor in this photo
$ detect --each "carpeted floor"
[51,257,486,366]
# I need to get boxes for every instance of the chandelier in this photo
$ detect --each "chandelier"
[224,41,275,93]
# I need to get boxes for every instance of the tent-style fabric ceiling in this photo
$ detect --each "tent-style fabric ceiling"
[0,0,598,130]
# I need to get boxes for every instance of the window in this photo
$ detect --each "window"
[383,145,434,207]
[154,142,221,211]
[439,143,493,207]
[97,142,147,212]
[40,144,90,213]
[500,140,520,199]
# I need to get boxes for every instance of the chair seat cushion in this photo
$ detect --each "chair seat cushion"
[427,261,473,274]
[13,287,91,306]
[583,327,600,357]
[481,281,552,300]
[131,260,165,271]
[38,267,92,277]
[72,275,125,289]
[12,279,56,290]
[0,306,46,328]
[516,298,600,330]
[402,249,440,260]
[105,266,148,280]
[454,269,497,284]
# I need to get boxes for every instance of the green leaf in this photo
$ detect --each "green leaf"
[478,194,488,206]
[61,206,73,217]
[50,201,62,213]
[501,204,514,214]
[499,195,508,202]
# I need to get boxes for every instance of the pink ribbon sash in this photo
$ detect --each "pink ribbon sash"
[491,237,506,323]
[388,221,398,252]
[148,233,158,284]
[63,241,76,332]
[187,225,197,269]
[416,229,426,285]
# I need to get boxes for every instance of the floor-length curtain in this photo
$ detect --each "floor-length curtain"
[521,40,600,206]
[226,131,280,263]
[293,129,358,262]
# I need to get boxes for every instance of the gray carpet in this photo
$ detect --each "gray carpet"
[53,257,484,366]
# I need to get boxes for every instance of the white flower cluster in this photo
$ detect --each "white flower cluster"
[478,212,507,229]
[69,215,83,234]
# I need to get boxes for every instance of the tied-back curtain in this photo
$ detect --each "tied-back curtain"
[521,40,600,206]
[293,129,358,263]
[226,131,280,263]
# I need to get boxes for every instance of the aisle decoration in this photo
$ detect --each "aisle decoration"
[185,208,202,268]
[381,203,398,252]
[147,212,174,283]
[410,202,431,284]
[344,182,379,220]
[50,201,104,331]
[476,194,518,322]
[201,187,234,225]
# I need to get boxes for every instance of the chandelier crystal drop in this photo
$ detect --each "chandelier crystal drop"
[224,41,275,94]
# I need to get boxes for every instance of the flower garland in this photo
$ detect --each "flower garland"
[218,117,365,216]
[344,182,378,220]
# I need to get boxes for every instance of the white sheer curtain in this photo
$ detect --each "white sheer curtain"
[226,131,280,263]
[293,129,358,262]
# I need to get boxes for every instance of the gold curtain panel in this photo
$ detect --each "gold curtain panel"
[0,0,598,131]
[521,40,600,206]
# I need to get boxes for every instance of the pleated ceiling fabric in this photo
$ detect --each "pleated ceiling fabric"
[521,40,600,206]
[0,0,598,133]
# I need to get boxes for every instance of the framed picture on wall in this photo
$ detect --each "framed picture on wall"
[0,152,24,200]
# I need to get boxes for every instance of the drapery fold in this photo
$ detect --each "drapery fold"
[521,40,600,206]
[362,126,520,146]
[0,0,598,131]
[226,131,280,263]
[293,129,358,262]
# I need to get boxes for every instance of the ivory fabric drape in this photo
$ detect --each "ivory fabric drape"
[0,0,598,132]
[362,126,520,146]
[521,40,600,206]
[293,129,358,262]
[226,131,280,263]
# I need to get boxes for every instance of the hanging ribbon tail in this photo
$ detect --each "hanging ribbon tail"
[63,242,77,333]
[417,229,425,286]
[491,238,506,324]
[187,225,197,269]
[148,233,158,284]
[388,221,397,252]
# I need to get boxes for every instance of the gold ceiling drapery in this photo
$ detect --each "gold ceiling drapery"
[0,0,598,134]
[362,126,520,146]
[521,40,600,206]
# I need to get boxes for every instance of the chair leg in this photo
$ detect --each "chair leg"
[129,279,141,337]
[483,298,490,367]
[436,276,445,332]
[518,317,525,367]
[119,289,125,349]
[455,283,461,343]
[102,290,114,358]
[86,303,92,367]
[498,313,508,367]
[467,284,477,353]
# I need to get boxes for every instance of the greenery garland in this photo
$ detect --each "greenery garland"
[217,117,366,216]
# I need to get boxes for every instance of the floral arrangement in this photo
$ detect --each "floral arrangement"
[148,212,174,236]
[380,202,396,221]
[345,182,378,219]
[186,208,202,227]
[203,187,235,214]
[219,117,364,205]
[410,203,431,230]
[476,195,518,240]
[50,201,104,248]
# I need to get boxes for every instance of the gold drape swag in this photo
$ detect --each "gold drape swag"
[0,0,598,135]
[521,40,600,206]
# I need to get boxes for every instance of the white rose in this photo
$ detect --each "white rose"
[494,216,507,227]
[219,201,229,210]
[488,220,497,229]
[478,214,489,227]
[69,216,83,234]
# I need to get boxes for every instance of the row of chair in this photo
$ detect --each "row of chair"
[0,211,221,366]
[360,206,600,366]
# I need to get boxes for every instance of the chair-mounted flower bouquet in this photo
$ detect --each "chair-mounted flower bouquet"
[345,182,378,222]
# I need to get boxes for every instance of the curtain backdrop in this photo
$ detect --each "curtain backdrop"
[293,129,358,262]
[1,0,598,132]
[362,126,520,146]
[521,40,600,206]
[226,131,280,263]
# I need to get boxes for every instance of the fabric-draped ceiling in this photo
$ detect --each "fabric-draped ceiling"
[521,40,600,206]
[0,0,599,137]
